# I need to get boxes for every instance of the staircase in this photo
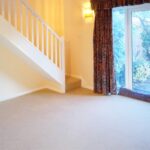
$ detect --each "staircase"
[0,0,65,92]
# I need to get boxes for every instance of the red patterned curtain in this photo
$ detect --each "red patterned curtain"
[91,0,150,95]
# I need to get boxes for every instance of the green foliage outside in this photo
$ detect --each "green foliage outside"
[132,11,150,84]
[112,9,125,88]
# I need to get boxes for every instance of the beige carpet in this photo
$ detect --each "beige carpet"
[0,88,150,150]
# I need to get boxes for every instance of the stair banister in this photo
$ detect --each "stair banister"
[0,0,65,86]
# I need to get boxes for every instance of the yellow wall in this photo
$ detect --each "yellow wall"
[64,0,94,89]
[28,0,64,35]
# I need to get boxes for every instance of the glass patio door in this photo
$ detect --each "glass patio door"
[113,4,150,94]
[131,7,150,94]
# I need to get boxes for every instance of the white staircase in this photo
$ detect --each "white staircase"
[0,0,65,92]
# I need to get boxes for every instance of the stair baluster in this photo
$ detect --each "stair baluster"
[0,0,65,86]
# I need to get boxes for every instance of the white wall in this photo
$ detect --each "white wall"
[64,0,94,90]
[0,41,46,101]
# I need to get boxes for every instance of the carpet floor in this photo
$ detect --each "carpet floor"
[0,88,150,150]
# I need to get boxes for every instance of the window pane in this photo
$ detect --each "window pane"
[112,8,126,89]
[132,10,150,94]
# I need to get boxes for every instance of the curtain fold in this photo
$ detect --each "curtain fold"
[94,9,116,95]
[91,0,150,95]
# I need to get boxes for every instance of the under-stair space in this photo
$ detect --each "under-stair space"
[66,76,81,92]
[0,0,65,93]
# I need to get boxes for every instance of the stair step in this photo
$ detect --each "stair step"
[66,76,81,92]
